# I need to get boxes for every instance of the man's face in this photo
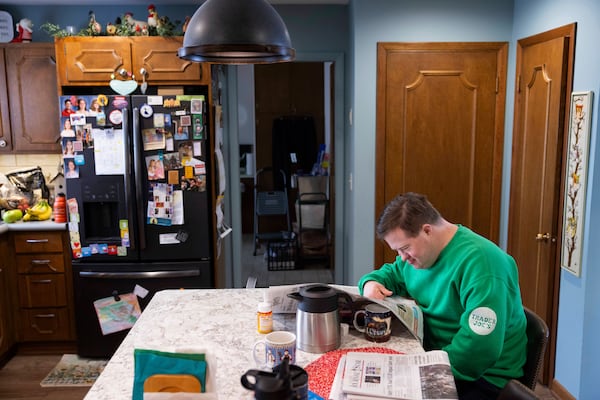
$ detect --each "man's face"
[384,225,436,269]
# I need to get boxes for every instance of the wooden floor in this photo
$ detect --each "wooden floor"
[0,354,89,400]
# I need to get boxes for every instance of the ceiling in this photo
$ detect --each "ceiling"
[1,0,348,5]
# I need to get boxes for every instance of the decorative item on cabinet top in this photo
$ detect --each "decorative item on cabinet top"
[41,6,180,38]
[54,36,210,87]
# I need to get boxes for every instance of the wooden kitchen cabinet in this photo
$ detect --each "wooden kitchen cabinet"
[12,231,75,342]
[54,36,210,87]
[0,43,61,153]
[0,234,15,362]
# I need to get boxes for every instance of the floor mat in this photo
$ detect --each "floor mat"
[40,354,108,387]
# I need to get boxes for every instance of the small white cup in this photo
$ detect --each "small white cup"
[253,331,296,369]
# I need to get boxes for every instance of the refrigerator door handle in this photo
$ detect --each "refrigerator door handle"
[122,107,137,250]
[79,270,201,279]
[131,106,146,250]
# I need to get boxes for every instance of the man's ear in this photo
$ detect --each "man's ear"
[422,224,432,236]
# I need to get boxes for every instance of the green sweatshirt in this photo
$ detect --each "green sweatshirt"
[358,225,527,388]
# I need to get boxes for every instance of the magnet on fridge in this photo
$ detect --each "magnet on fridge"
[108,245,118,255]
[117,246,127,256]
[74,154,85,165]
[153,113,165,127]
[68,218,79,230]
[99,243,109,254]
[109,109,123,125]
[81,247,92,257]
[69,230,80,244]
[96,112,106,126]
[140,104,153,118]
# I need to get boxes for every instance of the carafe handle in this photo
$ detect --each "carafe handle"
[287,292,302,301]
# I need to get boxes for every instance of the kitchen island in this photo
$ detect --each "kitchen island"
[85,288,425,399]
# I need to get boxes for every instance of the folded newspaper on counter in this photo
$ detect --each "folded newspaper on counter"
[331,351,457,400]
[266,284,424,344]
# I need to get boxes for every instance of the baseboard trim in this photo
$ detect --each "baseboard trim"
[551,378,576,400]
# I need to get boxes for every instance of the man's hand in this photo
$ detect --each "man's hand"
[363,281,393,300]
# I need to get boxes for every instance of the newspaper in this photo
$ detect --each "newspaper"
[266,284,424,344]
[333,350,457,400]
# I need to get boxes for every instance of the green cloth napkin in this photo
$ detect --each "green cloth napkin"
[133,349,207,399]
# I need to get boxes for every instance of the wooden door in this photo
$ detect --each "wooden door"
[5,44,61,153]
[508,24,576,385]
[375,42,508,267]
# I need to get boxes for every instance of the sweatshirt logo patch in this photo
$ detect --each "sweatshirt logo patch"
[469,307,497,335]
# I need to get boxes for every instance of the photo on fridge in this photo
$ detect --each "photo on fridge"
[145,155,165,180]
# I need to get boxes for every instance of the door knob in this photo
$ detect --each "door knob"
[535,233,555,242]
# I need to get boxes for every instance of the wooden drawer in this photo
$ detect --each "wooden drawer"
[16,254,65,274]
[18,274,67,308]
[19,307,71,341]
[13,232,63,254]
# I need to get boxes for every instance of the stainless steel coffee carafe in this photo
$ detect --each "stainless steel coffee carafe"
[288,284,350,353]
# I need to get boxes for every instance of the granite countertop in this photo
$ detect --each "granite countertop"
[85,288,424,400]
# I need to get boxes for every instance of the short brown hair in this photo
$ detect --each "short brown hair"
[376,192,441,239]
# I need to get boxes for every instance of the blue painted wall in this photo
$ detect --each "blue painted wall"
[2,1,599,397]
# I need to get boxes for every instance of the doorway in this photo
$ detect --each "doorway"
[236,55,344,288]
[507,23,576,385]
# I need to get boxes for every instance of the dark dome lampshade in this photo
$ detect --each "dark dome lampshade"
[178,0,296,64]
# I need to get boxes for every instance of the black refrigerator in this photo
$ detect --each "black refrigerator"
[59,93,213,357]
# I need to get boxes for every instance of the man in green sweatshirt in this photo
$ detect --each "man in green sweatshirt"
[358,192,527,400]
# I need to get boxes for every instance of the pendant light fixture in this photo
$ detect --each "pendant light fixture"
[178,0,296,64]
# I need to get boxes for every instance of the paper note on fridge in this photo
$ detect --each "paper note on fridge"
[93,128,126,175]
[94,293,142,335]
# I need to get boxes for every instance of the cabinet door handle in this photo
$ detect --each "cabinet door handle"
[31,279,53,284]
[30,259,58,272]
[35,314,56,318]
[26,239,49,243]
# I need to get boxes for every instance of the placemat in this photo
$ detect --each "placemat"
[304,347,402,399]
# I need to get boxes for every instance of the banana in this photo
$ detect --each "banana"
[23,199,53,221]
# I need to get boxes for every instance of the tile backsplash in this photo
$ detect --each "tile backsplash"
[0,154,64,198]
